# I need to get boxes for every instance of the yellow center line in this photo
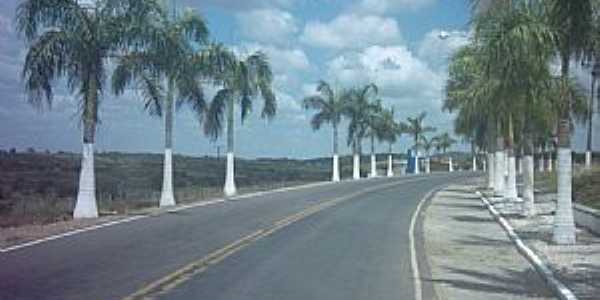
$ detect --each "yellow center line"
[121,177,432,300]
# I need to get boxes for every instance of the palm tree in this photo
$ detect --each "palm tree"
[401,112,435,174]
[545,0,596,245]
[342,84,378,180]
[204,50,276,197]
[435,133,457,172]
[17,0,162,218]
[365,100,384,178]
[418,135,437,174]
[303,80,346,182]
[112,1,209,207]
[378,108,401,177]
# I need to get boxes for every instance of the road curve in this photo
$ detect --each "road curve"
[0,173,473,300]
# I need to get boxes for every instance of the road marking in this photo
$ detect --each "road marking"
[409,186,447,300]
[0,215,146,253]
[121,176,433,300]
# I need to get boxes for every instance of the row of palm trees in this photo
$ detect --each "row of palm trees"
[445,0,599,245]
[303,81,458,179]
[17,0,276,218]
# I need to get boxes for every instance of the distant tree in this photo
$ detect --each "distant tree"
[9,148,16,155]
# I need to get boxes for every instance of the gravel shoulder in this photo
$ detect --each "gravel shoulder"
[423,181,554,300]
[489,186,600,300]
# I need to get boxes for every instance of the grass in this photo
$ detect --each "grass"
[0,152,332,227]
[534,164,600,210]
[573,167,600,210]
[0,151,473,228]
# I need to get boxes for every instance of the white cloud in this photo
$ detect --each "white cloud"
[354,0,437,14]
[327,45,442,100]
[236,43,311,74]
[417,29,470,70]
[300,14,401,50]
[236,9,299,46]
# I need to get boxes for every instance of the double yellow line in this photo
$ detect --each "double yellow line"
[122,176,430,300]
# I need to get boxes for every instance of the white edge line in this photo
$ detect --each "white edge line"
[0,215,146,253]
[0,175,415,254]
[477,191,579,300]
[409,187,440,300]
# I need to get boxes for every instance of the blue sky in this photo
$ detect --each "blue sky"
[0,0,596,158]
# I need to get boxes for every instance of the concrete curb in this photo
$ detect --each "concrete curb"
[475,191,578,300]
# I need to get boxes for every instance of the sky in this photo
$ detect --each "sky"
[0,0,597,158]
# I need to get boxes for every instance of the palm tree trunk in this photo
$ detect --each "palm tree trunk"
[413,134,420,175]
[471,143,477,172]
[160,79,176,207]
[332,123,340,182]
[538,145,545,172]
[224,98,237,197]
[353,139,360,180]
[523,133,535,216]
[586,76,595,169]
[547,143,553,172]
[553,58,576,245]
[74,76,99,219]
[387,142,394,177]
[487,122,495,189]
[370,135,377,177]
[494,119,505,197]
[506,114,518,200]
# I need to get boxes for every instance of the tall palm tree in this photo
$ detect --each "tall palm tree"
[365,100,384,178]
[17,0,162,218]
[545,0,596,244]
[401,112,435,174]
[435,133,457,172]
[111,1,209,207]
[342,84,378,180]
[418,135,437,174]
[204,50,276,197]
[378,108,401,177]
[303,80,346,182]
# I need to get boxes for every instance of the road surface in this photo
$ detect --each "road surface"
[0,173,472,300]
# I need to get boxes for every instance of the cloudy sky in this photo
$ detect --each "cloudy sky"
[0,0,597,158]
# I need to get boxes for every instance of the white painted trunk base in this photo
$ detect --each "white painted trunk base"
[585,151,592,169]
[73,143,99,219]
[538,157,545,172]
[487,153,494,189]
[494,151,505,196]
[332,154,340,182]
[449,157,454,172]
[353,154,360,180]
[414,154,420,174]
[553,148,576,244]
[523,155,535,216]
[370,154,377,178]
[425,157,431,174]
[472,156,477,171]
[548,156,553,172]
[160,148,176,207]
[506,155,518,199]
[224,152,237,197]
[387,155,394,177]
[504,151,509,188]
[517,157,523,175]
[483,159,487,172]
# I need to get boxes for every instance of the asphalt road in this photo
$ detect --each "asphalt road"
[0,172,473,300]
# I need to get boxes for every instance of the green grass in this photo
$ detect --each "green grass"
[0,152,334,227]
[0,151,474,227]
[534,166,600,210]
[573,167,600,210]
